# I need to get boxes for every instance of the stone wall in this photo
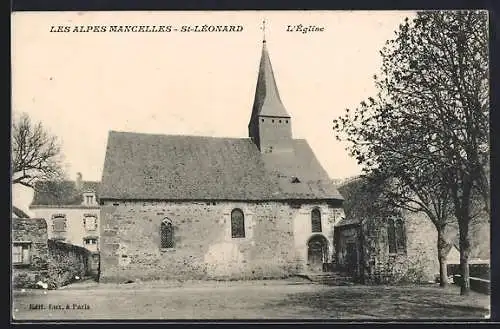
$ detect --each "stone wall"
[12,218,49,288]
[337,177,439,284]
[361,210,439,284]
[48,239,92,288]
[257,116,293,153]
[99,200,341,282]
[292,205,342,272]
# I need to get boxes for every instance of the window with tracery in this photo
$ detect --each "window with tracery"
[388,218,406,254]
[311,208,322,233]
[161,219,174,249]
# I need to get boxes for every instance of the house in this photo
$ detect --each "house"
[98,39,346,282]
[29,173,100,257]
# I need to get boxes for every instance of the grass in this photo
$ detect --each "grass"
[264,284,490,319]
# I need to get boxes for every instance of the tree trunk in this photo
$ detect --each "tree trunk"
[452,173,473,296]
[437,230,448,287]
[458,218,471,295]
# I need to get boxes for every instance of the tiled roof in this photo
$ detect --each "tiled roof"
[31,180,99,206]
[261,140,343,199]
[99,131,343,201]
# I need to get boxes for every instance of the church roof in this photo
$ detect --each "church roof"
[30,180,100,207]
[99,131,343,202]
[249,41,290,119]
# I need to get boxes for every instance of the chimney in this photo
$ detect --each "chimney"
[76,172,83,190]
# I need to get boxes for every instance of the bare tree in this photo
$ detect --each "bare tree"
[12,112,64,188]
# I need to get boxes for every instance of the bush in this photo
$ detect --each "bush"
[13,271,51,289]
[399,266,427,283]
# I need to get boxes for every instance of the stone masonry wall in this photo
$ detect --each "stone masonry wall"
[404,210,439,281]
[99,200,339,282]
[12,218,49,288]
[292,205,341,272]
[362,210,439,284]
[48,240,92,288]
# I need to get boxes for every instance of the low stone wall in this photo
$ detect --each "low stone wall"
[448,263,490,280]
[470,277,490,295]
[47,239,92,288]
[453,275,490,295]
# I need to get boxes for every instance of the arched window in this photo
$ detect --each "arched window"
[395,218,406,252]
[160,219,174,249]
[231,209,245,238]
[311,208,322,233]
[388,219,397,254]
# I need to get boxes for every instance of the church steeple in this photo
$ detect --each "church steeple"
[249,20,292,153]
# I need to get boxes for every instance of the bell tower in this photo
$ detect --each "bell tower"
[248,20,292,153]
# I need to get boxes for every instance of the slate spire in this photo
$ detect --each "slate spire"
[250,37,290,119]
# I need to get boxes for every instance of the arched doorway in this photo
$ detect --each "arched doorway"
[307,235,328,272]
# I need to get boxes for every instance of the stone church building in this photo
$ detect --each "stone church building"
[100,37,348,281]
[98,39,444,283]
[99,39,345,282]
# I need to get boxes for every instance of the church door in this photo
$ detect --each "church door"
[307,235,328,272]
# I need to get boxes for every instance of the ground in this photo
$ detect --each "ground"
[12,279,490,320]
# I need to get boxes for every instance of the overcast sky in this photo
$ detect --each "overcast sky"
[12,10,415,212]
